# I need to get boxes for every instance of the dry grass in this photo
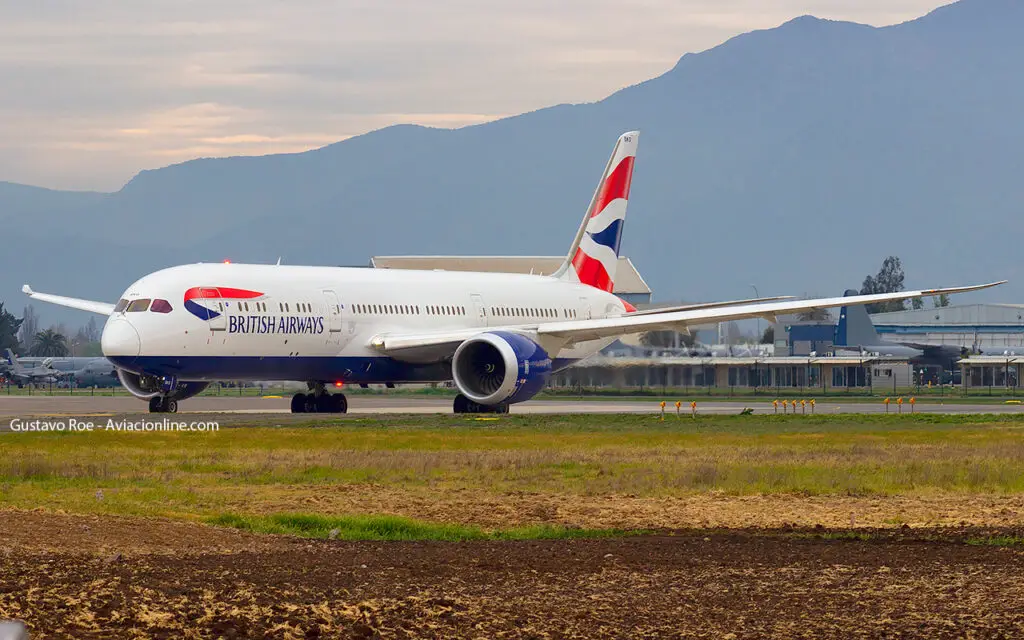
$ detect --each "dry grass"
[1,413,1023,529]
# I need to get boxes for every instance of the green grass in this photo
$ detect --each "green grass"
[208,512,636,541]
[966,536,1024,547]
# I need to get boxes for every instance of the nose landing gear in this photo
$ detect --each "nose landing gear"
[291,382,348,414]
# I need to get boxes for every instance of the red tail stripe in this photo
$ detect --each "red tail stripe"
[590,156,635,218]
[571,248,613,293]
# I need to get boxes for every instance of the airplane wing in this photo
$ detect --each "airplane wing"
[625,295,794,317]
[22,285,115,316]
[371,282,1005,359]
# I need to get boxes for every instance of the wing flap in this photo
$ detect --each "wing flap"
[23,285,115,316]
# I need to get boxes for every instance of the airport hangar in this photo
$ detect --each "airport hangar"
[779,304,1024,392]
[371,256,918,392]
[779,304,1024,355]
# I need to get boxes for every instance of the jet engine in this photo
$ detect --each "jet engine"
[451,332,552,407]
[116,369,210,401]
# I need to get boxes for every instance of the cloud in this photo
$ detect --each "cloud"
[0,0,945,190]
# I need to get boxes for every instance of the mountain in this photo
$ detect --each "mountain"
[3,0,1023,326]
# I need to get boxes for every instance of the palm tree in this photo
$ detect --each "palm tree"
[29,329,70,357]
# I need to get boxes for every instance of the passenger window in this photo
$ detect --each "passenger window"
[127,299,151,312]
[151,299,173,314]
[114,299,129,313]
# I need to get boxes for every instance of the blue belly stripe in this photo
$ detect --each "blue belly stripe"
[108,355,580,384]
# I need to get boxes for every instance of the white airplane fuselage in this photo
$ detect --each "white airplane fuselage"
[102,263,627,383]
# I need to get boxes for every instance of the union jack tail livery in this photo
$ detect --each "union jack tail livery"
[555,131,638,292]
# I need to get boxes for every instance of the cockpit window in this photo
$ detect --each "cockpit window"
[114,299,129,313]
[151,299,173,314]
[126,299,151,312]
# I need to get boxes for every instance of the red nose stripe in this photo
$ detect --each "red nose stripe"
[183,287,264,301]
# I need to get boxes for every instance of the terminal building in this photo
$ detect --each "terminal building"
[553,355,914,394]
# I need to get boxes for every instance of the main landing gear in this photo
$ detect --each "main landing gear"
[291,382,348,414]
[148,396,178,413]
[453,394,509,415]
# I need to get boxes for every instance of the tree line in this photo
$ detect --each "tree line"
[0,303,101,357]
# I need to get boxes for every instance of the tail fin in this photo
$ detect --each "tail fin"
[835,289,881,346]
[4,349,22,372]
[554,131,639,292]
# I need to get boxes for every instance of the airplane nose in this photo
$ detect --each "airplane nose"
[101,317,141,361]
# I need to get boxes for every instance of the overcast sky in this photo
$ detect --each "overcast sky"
[0,0,946,191]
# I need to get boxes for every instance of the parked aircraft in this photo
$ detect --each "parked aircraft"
[17,356,121,388]
[22,132,1004,413]
[2,349,62,386]
[833,289,966,365]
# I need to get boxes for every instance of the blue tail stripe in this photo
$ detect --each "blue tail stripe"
[587,219,624,255]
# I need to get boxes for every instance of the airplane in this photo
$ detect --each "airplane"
[833,289,966,364]
[2,349,63,386]
[21,131,1005,414]
[16,356,121,388]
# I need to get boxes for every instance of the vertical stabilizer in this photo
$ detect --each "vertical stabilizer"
[835,290,881,346]
[4,349,23,372]
[554,131,639,292]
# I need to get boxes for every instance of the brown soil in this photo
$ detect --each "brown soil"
[1,511,1023,638]
[213,485,1024,530]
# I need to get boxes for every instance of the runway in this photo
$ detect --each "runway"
[0,394,1021,419]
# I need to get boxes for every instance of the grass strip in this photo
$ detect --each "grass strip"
[207,512,640,541]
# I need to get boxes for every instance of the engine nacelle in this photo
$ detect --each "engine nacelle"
[116,369,210,401]
[452,332,552,406]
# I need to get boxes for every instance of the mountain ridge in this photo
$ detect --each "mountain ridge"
[3,0,1022,325]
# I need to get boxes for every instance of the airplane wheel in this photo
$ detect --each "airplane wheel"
[148,397,164,413]
[454,395,506,414]
[291,393,307,413]
[303,395,318,413]
[165,399,178,414]
[335,394,348,414]
[316,394,335,413]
